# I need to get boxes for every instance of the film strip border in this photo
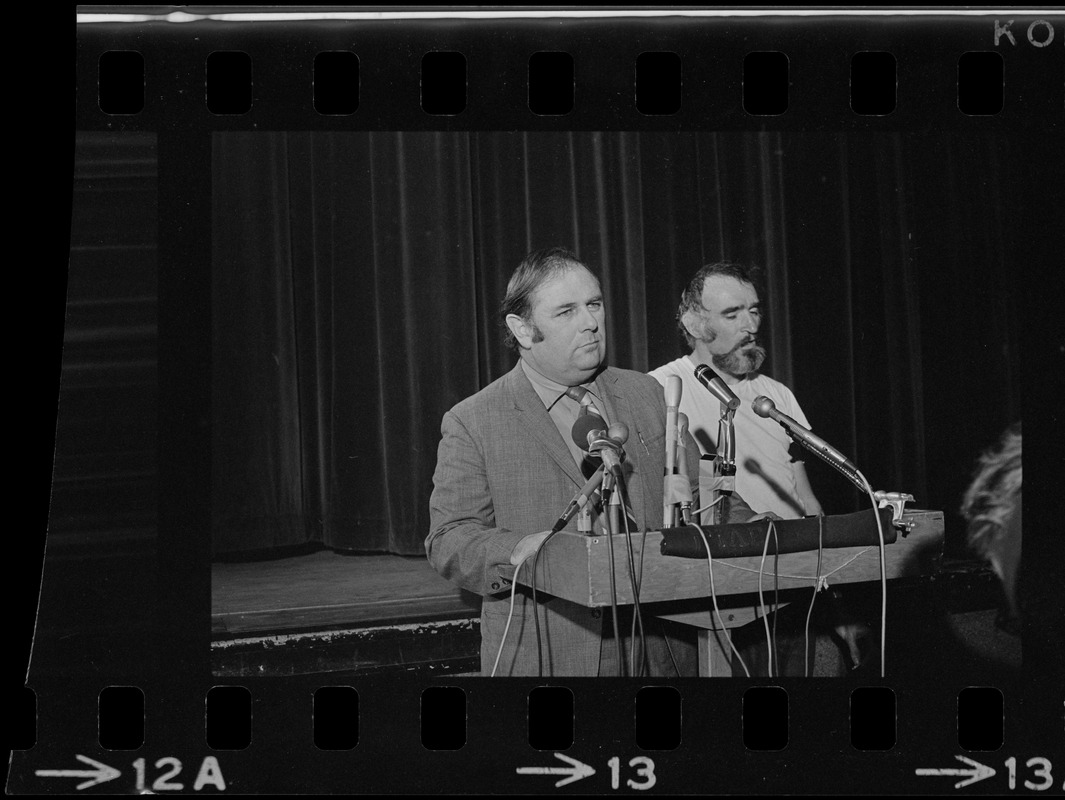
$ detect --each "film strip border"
[92,47,1024,119]
[75,12,1064,130]
[16,9,1061,795]
[19,683,1017,751]
[11,677,1061,793]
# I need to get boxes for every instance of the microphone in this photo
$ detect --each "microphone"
[550,466,607,533]
[587,422,629,450]
[676,413,693,524]
[586,422,629,475]
[664,375,682,474]
[694,365,740,410]
[751,396,859,474]
[663,375,682,527]
[695,365,738,479]
[571,411,606,452]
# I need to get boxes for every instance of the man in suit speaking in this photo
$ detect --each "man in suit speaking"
[427,247,764,676]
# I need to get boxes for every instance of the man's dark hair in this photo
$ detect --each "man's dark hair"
[499,247,594,351]
[676,261,765,351]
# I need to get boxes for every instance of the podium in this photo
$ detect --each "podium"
[510,508,945,676]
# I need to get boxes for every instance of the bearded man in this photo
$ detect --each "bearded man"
[648,262,873,677]
[650,262,822,519]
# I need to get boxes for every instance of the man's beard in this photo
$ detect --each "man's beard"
[712,340,766,377]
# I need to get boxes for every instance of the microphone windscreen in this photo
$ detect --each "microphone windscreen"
[606,421,629,445]
[751,396,775,418]
[665,374,682,408]
[571,412,606,450]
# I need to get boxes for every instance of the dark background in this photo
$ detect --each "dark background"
[54,130,1023,559]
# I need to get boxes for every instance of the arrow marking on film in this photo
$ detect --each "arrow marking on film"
[35,754,122,790]
[517,752,596,787]
[915,755,996,788]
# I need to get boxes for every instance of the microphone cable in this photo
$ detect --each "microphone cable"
[532,465,607,676]
[602,474,625,676]
[803,513,825,678]
[854,469,889,678]
[757,519,778,678]
[572,417,629,675]
[661,628,683,678]
[687,520,751,678]
[633,526,654,677]
[615,476,649,678]
[771,521,781,676]
[772,522,781,675]
[492,548,538,678]
[690,494,724,519]
[528,528,564,678]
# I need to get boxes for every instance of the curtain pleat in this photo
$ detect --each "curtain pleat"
[212,133,310,551]
[211,131,1019,557]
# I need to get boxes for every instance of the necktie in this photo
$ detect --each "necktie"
[564,385,603,421]
[562,385,605,479]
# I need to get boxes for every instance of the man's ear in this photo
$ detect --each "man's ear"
[679,310,701,341]
[505,313,534,350]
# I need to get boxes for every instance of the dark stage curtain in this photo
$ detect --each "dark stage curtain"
[211,131,1019,557]
[779,134,1020,543]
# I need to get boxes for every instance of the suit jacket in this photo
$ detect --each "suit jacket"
[426,361,756,676]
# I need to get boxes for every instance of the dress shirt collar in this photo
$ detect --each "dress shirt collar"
[520,359,603,411]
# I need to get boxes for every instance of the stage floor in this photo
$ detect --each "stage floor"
[211,549,480,638]
[209,548,1017,680]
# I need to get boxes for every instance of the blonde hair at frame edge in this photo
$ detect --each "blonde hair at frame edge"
[960,422,1022,623]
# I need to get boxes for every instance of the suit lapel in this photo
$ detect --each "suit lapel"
[599,368,650,529]
[506,363,585,488]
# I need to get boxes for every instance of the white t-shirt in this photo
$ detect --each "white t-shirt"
[650,355,813,519]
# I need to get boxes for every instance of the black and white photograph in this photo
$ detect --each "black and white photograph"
[10,7,1063,796]
[205,129,1030,684]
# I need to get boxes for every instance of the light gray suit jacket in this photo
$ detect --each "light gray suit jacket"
[426,361,756,676]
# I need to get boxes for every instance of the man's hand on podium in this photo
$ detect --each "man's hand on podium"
[748,512,783,523]
[510,531,552,565]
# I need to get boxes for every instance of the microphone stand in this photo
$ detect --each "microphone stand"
[693,366,741,527]
[600,469,625,677]
[703,405,737,525]
[584,422,632,677]
[676,420,693,526]
[577,501,594,533]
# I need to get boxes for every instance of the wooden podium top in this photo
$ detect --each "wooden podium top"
[508,509,944,608]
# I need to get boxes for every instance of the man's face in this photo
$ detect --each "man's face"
[690,275,766,377]
[511,265,606,386]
